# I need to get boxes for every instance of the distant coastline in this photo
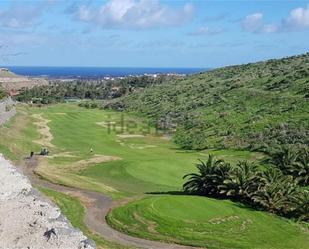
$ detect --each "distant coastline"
[2,66,208,79]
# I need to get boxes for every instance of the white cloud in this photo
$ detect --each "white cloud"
[188,26,224,36]
[241,12,278,33]
[241,13,264,32]
[73,0,195,29]
[283,4,309,31]
[242,4,309,34]
[0,2,51,29]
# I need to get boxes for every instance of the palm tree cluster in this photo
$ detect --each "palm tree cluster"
[270,146,309,186]
[183,153,308,222]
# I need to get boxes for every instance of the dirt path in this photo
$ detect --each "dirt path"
[21,157,198,249]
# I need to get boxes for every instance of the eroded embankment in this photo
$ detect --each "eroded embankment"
[0,97,16,126]
[0,154,96,249]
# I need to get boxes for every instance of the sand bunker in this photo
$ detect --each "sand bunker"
[32,114,55,148]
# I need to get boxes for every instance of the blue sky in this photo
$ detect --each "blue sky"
[0,0,309,67]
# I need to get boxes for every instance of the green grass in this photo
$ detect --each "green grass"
[0,107,40,161]
[23,104,263,196]
[1,104,307,249]
[1,53,308,249]
[107,195,309,249]
[38,187,130,249]
[116,53,309,151]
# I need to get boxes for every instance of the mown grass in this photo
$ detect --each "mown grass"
[107,195,309,249]
[21,104,262,197]
[1,104,307,249]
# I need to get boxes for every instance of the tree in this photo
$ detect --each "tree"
[252,168,297,215]
[271,146,298,172]
[290,147,309,185]
[271,146,309,186]
[219,161,260,200]
[290,190,309,222]
[183,154,308,220]
[183,155,231,196]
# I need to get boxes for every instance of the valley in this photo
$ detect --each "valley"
[0,103,308,248]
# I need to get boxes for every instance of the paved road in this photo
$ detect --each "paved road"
[21,157,199,249]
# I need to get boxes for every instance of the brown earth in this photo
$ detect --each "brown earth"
[0,68,48,95]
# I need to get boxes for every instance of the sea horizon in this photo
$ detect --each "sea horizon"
[2,66,208,78]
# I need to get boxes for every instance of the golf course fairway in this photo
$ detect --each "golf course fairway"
[0,104,308,249]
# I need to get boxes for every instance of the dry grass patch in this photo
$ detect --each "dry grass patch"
[117,134,145,139]
[70,154,121,171]
[32,113,55,148]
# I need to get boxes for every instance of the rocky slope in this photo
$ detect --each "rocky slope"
[0,154,96,249]
[0,68,48,95]
[0,97,16,125]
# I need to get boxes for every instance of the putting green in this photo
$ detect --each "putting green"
[107,195,309,249]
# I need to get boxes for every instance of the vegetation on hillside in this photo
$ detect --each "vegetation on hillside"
[4,53,309,248]
[16,53,309,154]
[106,53,309,153]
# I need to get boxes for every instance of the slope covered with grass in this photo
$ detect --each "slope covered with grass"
[111,53,309,152]
[107,196,309,249]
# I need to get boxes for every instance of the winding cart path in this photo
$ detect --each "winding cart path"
[21,157,198,249]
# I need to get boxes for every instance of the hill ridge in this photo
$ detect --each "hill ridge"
[109,52,309,152]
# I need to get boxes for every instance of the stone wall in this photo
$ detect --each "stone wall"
[0,97,16,126]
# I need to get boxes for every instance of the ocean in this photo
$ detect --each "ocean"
[4,66,207,78]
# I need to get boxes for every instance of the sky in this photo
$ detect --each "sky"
[0,0,309,68]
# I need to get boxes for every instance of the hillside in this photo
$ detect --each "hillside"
[0,68,48,95]
[108,53,309,153]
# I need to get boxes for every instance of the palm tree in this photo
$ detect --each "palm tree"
[183,155,231,196]
[271,146,297,173]
[252,168,297,214]
[219,161,260,200]
[290,190,309,222]
[271,146,309,185]
[290,147,309,185]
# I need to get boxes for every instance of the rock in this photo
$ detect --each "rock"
[0,154,96,249]
[0,97,16,126]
